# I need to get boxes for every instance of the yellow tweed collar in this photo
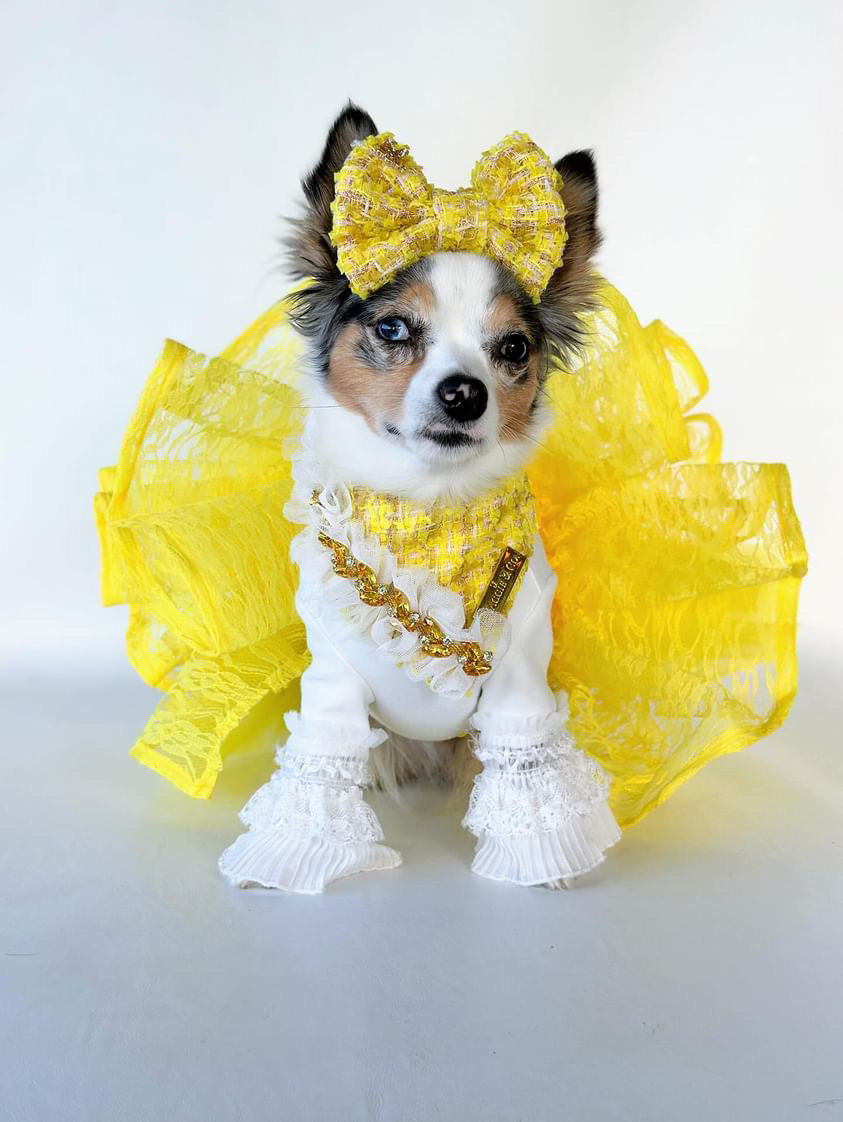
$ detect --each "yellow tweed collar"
[348,473,537,623]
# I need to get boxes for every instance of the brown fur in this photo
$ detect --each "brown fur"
[485,292,525,336]
[484,293,540,439]
[327,322,425,428]
[393,281,435,320]
[497,358,540,439]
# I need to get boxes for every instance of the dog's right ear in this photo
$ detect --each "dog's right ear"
[535,149,602,360]
[286,103,378,282]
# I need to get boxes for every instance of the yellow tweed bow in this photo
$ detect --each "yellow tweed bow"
[330,131,568,302]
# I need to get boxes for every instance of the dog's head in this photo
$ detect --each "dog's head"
[286,104,600,498]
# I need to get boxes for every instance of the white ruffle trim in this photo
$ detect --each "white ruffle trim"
[218,835,401,894]
[464,710,620,885]
[470,801,621,887]
[285,450,508,700]
[219,724,401,894]
[237,767,380,839]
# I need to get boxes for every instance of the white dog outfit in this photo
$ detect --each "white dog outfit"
[217,437,621,892]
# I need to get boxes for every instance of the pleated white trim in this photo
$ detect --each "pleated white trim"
[470,799,621,887]
[218,833,402,895]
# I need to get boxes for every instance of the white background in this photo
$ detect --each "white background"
[2,0,841,672]
[3,5,842,1122]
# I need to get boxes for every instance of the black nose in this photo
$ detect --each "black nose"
[436,374,488,423]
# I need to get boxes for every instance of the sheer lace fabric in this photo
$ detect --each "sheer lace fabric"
[97,279,806,826]
[238,747,380,843]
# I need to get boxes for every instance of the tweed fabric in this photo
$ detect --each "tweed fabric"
[330,131,568,301]
[349,473,537,623]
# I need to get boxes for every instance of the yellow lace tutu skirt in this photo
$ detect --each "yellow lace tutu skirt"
[95,279,807,827]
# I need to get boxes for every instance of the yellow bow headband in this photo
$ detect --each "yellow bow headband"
[329,131,568,302]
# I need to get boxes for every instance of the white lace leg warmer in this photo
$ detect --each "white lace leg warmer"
[218,715,402,894]
[463,711,621,886]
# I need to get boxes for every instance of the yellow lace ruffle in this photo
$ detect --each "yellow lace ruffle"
[94,322,310,797]
[96,279,807,822]
[528,294,806,825]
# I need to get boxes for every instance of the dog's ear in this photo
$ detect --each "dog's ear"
[286,102,378,282]
[537,149,602,358]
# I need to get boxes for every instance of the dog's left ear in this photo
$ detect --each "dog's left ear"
[286,102,378,283]
[285,103,378,359]
[537,149,602,357]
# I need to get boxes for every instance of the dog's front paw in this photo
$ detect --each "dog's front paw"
[218,830,401,895]
[538,877,571,891]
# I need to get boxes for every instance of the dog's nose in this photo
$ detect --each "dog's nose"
[436,374,488,423]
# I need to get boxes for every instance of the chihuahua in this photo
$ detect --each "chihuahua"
[218,104,621,894]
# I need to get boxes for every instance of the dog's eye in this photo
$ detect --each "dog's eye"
[498,333,530,364]
[376,317,410,343]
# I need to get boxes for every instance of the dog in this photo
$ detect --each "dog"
[218,104,621,893]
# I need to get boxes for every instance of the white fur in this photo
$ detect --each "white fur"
[307,252,550,502]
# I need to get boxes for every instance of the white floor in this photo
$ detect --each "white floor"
[2,654,841,1122]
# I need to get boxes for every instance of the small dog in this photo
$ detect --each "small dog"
[218,104,621,893]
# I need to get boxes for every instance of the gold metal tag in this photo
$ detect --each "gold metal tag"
[478,546,528,615]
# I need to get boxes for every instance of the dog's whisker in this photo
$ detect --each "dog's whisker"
[499,423,553,457]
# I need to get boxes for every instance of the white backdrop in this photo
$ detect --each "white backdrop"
[2,0,841,671]
[4,8,843,1121]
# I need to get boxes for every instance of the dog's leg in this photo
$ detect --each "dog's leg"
[463,568,621,888]
[218,606,401,894]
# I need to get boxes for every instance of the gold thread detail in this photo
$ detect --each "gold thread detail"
[316,531,494,677]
